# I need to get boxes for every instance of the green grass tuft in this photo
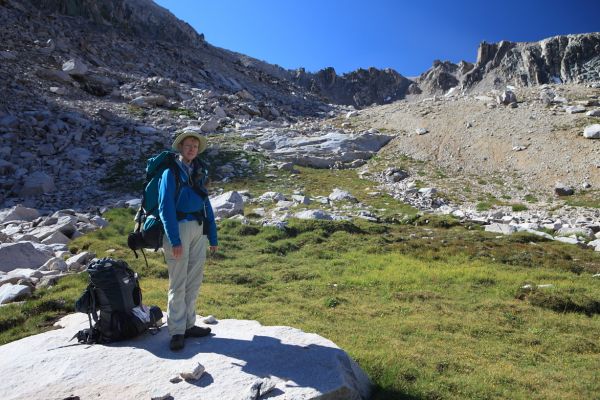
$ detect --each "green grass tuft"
[476,201,492,211]
[511,203,528,212]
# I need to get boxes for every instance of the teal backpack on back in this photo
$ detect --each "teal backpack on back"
[127,151,181,259]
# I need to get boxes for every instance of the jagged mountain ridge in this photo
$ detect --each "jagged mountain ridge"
[417,33,600,94]
[292,66,416,107]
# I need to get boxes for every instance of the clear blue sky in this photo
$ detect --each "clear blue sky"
[154,0,599,77]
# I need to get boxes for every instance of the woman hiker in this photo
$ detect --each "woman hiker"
[159,131,218,351]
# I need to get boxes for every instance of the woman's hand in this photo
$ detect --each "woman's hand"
[209,246,218,256]
[172,245,183,260]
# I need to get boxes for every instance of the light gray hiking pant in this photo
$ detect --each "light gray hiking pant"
[162,220,207,336]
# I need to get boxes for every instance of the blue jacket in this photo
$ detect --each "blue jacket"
[158,159,218,247]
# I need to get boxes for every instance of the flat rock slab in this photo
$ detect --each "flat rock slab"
[266,131,393,168]
[0,314,371,400]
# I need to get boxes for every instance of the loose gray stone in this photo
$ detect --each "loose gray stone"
[586,109,600,117]
[258,192,286,202]
[587,238,600,250]
[180,362,205,381]
[7,268,42,280]
[418,188,437,197]
[41,230,71,245]
[564,105,586,114]
[39,257,68,272]
[554,236,580,245]
[295,210,333,220]
[497,90,517,105]
[583,124,600,139]
[0,242,53,272]
[200,117,219,132]
[242,377,276,400]
[211,191,244,218]
[90,216,109,228]
[277,162,296,171]
[291,195,311,205]
[384,168,409,183]
[62,59,88,76]
[201,315,217,324]
[0,205,39,224]
[150,392,172,400]
[213,106,227,118]
[554,183,574,196]
[65,252,95,271]
[484,223,517,235]
[0,283,32,304]
[557,226,593,238]
[29,222,77,241]
[130,95,168,108]
[329,188,357,203]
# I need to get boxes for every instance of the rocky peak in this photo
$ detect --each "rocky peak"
[462,32,600,90]
[416,59,474,94]
[16,0,205,47]
[293,66,414,108]
[415,33,600,94]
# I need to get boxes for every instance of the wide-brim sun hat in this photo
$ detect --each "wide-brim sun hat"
[171,131,208,153]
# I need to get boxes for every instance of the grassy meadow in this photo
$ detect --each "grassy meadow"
[1,163,599,400]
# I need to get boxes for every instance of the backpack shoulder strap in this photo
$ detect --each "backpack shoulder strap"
[168,161,183,201]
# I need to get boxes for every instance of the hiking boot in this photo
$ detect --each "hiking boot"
[169,334,185,351]
[184,326,211,338]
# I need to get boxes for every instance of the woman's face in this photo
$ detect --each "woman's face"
[179,137,200,163]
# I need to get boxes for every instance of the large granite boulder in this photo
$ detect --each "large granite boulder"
[0,314,371,400]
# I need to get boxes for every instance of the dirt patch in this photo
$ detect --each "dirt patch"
[347,84,600,203]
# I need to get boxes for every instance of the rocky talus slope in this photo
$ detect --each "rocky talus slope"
[352,84,600,196]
